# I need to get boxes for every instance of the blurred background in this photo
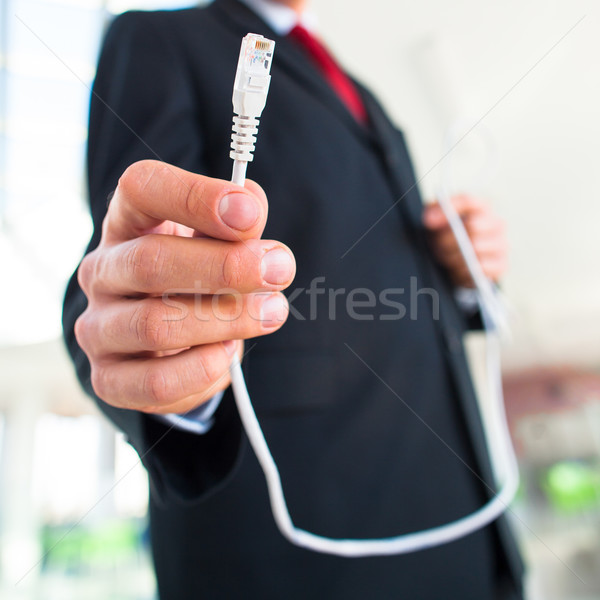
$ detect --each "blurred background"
[0,0,598,598]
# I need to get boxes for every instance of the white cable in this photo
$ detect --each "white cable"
[436,188,507,333]
[438,118,508,335]
[231,159,247,187]
[227,33,519,557]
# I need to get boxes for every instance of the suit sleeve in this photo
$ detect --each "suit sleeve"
[62,10,243,506]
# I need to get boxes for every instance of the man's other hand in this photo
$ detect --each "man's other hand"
[423,195,507,288]
[75,160,296,415]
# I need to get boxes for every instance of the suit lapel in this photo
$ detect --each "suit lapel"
[358,84,426,233]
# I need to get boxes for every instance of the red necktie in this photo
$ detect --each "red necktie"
[289,25,368,124]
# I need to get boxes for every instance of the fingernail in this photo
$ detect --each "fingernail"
[223,340,237,356]
[261,248,295,285]
[219,193,259,231]
[260,294,288,327]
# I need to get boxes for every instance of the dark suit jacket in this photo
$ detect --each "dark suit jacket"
[62,1,525,598]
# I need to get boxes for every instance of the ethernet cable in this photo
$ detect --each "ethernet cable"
[227,33,518,557]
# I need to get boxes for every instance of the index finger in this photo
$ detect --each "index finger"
[103,160,268,243]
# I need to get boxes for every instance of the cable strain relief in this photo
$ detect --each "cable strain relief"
[230,115,259,162]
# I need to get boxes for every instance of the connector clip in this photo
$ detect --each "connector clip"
[232,33,275,119]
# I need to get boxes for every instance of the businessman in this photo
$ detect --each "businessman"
[63,0,523,597]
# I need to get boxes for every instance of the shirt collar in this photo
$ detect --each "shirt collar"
[237,0,317,36]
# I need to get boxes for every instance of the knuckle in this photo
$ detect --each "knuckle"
[124,237,172,291]
[219,247,245,289]
[90,364,110,402]
[80,247,118,298]
[77,251,97,296]
[117,160,158,199]
[142,365,172,405]
[74,308,104,359]
[183,176,208,220]
[74,310,91,352]
[196,350,225,387]
[131,302,175,349]
[117,164,136,197]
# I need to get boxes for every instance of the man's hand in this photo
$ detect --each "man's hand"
[423,195,507,288]
[75,160,296,415]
